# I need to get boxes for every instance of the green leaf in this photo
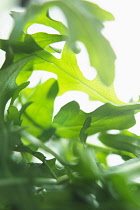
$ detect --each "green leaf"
[10,3,67,44]
[21,79,58,137]
[80,117,91,146]
[86,103,140,135]
[35,45,122,105]
[10,81,30,106]
[12,33,65,56]
[10,0,115,85]
[0,56,34,120]
[53,101,140,138]
[50,0,116,85]
[76,147,100,180]
[0,122,21,166]
[15,145,46,162]
[31,33,66,50]
[7,106,21,126]
[99,131,140,156]
[6,2,119,103]
[19,102,33,116]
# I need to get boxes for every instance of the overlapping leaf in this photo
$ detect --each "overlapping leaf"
[0,56,33,120]
[49,0,116,85]
[53,101,140,138]
[35,45,122,105]
[9,3,67,43]
[21,79,58,138]
[9,0,115,85]
[0,1,120,105]
[99,131,140,156]
[12,36,122,105]
[1,1,140,209]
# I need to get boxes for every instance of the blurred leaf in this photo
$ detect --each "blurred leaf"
[7,106,21,126]
[10,81,30,105]
[0,122,21,170]
[111,175,140,209]
[20,101,33,116]
[99,131,140,156]
[80,117,91,146]
[0,56,33,120]
[76,147,100,180]
[21,79,58,137]
[15,144,46,162]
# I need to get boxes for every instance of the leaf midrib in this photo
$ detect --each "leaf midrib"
[54,107,138,130]
[36,53,117,104]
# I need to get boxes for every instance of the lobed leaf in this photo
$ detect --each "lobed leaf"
[35,45,122,105]
[53,101,140,138]
[9,0,115,85]
[10,3,67,44]
[99,131,140,156]
[49,0,116,85]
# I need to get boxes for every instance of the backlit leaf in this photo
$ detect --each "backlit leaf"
[21,79,58,137]
[53,101,140,138]
[49,0,116,85]
[0,56,34,120]
[99,131,140,156]
[35,45,122,105]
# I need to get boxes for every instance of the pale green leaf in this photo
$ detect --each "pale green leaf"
[21,79,58,137]
[35,45,122,105]
[10,3,67,43]
[50,0,116,85]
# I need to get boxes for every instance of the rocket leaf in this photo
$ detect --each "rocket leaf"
[53,101,140,138]
[35,45,122,105]
[49,0,116,85]
[0,56,34,120]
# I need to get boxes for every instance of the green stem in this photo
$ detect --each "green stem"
[0,177,57,187]
[21,130,67,166]
[87,142,135,158]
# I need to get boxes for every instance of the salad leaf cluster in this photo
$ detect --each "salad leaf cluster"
[0,0,140,209]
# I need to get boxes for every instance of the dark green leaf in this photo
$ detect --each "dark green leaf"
[80,117,91,146]
[7,106,21,125]
[15,145,46,162]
